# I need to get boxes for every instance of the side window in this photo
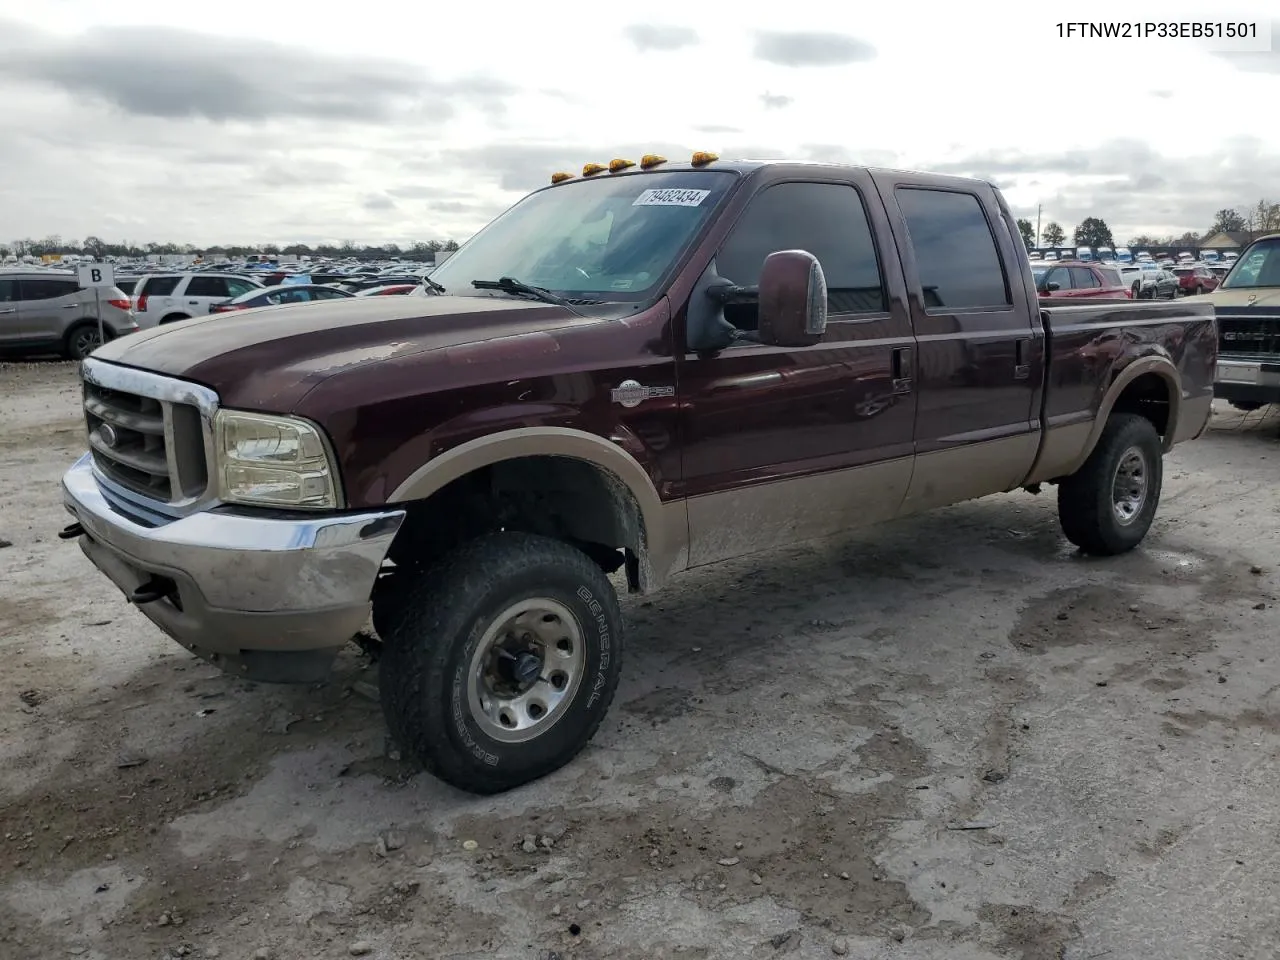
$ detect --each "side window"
[313,288,344,300]
[1047,267,1073,290]
[895,188,1011,309]
[716,181,887,328]
[0,278,17,303]
[226,278,258,297]
[1071,267,1100,288]
[140,276,182,297]
[19,278,80,300]
[186,276,231,298]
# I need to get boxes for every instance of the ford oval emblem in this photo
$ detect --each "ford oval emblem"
[99,423,119,448]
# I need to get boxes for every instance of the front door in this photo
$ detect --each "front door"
[872,175,1041,514]
[677,174,918,567]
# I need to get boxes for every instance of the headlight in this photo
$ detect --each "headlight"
[214,410,341,509]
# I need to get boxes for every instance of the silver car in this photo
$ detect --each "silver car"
[0,269,139,360]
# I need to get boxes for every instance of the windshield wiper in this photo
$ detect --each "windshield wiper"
[420,275,445,294]
[472,277,573,308]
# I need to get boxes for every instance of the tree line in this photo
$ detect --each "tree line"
[1,236,462,262]
[1011,198,1280,253]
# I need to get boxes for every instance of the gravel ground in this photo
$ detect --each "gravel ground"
[2,359,1280,960]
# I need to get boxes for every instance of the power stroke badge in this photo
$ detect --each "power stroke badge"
[610,379,674,408]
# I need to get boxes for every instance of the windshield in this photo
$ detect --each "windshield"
[426,170,739,303]
[1221,239,1280,289]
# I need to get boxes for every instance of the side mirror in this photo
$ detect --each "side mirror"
[1046,281,1061,292]
[757,250,828,348]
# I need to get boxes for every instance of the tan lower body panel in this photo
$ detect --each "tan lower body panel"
[1175,393,1212,444]
[685,457,912,568]
[898,433,1041,516]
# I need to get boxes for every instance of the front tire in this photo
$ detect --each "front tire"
[1057,413,1163,556]
[379,531,624,794]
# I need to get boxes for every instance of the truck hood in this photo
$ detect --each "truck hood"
[1196,287,1280,309]
[92,295,599,411]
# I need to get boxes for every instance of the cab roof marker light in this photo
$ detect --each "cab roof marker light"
[690,151,719,167]
[582,162,607,176]
[639,154,667,169]
[550,171,574,184]
[608,158,636,172]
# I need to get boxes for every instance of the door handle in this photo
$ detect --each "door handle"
[63,303,78,309]
[891,346,913,394]
[1014,338,1031,380]
[188,300,200,305]
[0,307,15,314]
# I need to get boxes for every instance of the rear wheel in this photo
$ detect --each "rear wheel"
[160,314,190,325]
[1058,413,1163,556]
[1194,284,1205,296]
[63,323,103,361]
[379,531,623,794]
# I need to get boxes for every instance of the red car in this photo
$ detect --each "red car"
[1172,264,1219,296]
[1033,261,1132,299]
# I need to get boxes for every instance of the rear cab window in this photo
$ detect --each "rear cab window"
[894,188,1011,309]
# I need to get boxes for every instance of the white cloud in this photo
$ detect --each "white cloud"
[0,0,1277,246]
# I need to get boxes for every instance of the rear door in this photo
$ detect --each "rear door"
[874,174,1041,513]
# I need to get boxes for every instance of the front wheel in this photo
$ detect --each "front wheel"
[1057,413,1164,556]
[379,531,624,794]
[1194,284,1205,296]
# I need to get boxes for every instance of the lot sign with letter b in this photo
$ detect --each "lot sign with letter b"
[77,263,116,288]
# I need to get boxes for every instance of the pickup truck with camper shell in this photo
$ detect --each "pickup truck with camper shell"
[60,151,1217,794]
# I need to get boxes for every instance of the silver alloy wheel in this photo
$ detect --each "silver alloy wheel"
[1111,447,1148,525]
[71,327,102,359]
[467,598,586,743]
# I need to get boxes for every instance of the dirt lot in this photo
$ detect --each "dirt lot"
[3,359,1280,960]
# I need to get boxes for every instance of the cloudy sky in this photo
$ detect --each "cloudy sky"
[1,1,1277,248]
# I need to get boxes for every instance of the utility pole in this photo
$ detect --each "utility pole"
[1036,204,1042,248]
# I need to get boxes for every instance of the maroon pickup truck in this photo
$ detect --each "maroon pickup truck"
[60,153,1216,794]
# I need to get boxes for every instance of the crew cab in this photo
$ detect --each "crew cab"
[60,154,1216,794]
[1189,233,1280,410]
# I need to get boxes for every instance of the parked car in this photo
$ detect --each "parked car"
[1033,261,1132,298]
[1173,264,1220,296]
[210,283,355,314]
[1143,268,1180,300]
[0,269,138,359]
[60,154,1216,794]
[1191,234,1280,411]
[131,272,264,327]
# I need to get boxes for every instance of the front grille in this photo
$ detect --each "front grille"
[1219,313,1280,359]
[83,382,209,505]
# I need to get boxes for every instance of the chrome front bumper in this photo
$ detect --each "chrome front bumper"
[62,453,405,681]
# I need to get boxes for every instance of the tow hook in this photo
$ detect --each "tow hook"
[58,522,85,540]
[130,578,174,605]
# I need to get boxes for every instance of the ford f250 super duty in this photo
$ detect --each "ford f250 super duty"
[60,152,1217,794]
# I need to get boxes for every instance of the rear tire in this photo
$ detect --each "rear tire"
[160,314,190,325]
[1194,284,1205,296]
[379,531,623,794]
[1057,413,1163,556]
[63,322,103,360]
